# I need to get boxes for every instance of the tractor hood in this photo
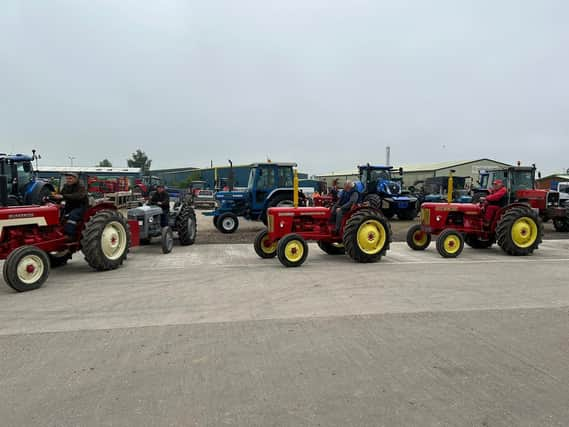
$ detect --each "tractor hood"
[215,191,248,201]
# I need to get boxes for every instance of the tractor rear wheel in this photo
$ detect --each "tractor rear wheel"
[161,227,174,254]
[176,203,197,245]
[406,224,431,250]
[496,207,542,255]
[363,194,382,210]
[254,229,278,258]
[553,215,569,232]
[343,208,391,263]
[81,210,131,270]
[317,241,345,255]
[464,234,494,249]
[277,234,308,267]
[436,229,464,258]
[216,212,239,234]
[3,246,50,292]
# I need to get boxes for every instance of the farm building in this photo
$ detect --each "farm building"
[316,159,511,189]
[152,163,308,189]
[536,173,569,190]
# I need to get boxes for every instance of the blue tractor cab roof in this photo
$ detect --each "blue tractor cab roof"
[0,153,34,162]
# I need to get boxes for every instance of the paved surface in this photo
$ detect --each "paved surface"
[1,240,568,426]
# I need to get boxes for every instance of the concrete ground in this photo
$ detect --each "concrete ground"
[1,240,568,426]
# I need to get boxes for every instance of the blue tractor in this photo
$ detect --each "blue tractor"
[358,164,418,220]
[0,152,55,206]
[204,162,304,233]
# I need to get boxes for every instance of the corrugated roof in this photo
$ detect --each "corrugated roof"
[539,174,569,180]
[316,159,511,177]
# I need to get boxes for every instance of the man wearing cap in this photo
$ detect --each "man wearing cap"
[52,173,89,239]
[483,179,508,224]
[150,184,170,227]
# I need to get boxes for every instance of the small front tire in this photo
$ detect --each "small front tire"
[3,246,50,292]
[277,234,308,267]
[406,224,431,250]
[254,229,278,259]
[436,229,464,258]
[216,213,239,234]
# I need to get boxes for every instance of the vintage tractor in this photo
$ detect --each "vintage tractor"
[254,170,392,267]
[204,162,306,234]
[0,176,136,292]
[0,152,55,206]
[358,164,419,220]
[471,165,568,231]
[406,198,543,258]
[127,201,196,253]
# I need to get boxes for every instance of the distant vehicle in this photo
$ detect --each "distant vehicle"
[554,182,569,207]
[0,152,55,205]
[192,189,216,209]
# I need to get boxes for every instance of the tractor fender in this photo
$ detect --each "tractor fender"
[23,181,55,205]
[265,188,295,202]
[491,202,536,230]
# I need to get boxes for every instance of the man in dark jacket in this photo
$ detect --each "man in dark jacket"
[330,181,359,234]
[150,184,170,227]
[53,172,89,239]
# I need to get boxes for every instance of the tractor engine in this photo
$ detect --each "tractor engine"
[127,205,164,240]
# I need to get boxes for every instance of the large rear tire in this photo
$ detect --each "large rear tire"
[406,224,431,250]
[3,246,50,292]
[81,210,131,270]
[363,194,382,210]
[277,234,308,267]
[317,241,345,255]
[496,206,542,255]
[254,229,278,259]
[343,208,391,263]
[176,204,197,245]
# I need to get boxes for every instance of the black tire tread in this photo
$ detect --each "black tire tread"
[3,246,50,292]
[175,203,197,245]
[496,206,543,255]
[343,208,391,263]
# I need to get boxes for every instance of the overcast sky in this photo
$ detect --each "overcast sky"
[2,0,568,175]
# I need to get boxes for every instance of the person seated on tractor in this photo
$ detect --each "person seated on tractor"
[330,181,359,234]
[150,184,170,227]
[483,179,508,224]
[52,172,89,240]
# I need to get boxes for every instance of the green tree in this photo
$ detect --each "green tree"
[127,149,152,173]
[98,158,113,167]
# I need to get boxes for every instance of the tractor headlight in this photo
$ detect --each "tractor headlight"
[138,220,143,226]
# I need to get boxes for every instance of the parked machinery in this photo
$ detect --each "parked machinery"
[358,164,419,220]
[254,170,391,267]
[471,165,568,232]
[204,162,306,234]
[406,200,543,258]
[0,176,135,292]
[127,201,196,253]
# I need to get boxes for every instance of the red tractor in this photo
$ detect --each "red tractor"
[253,172,391,267]
[406,201,543,258]
[0,177,136,292]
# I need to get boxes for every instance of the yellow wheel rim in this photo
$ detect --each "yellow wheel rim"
[413,230,427,246]
[443,234,461,254]
[261,235,277,254]
[285,240,304,262]
[357,220,387,255]
[511,217,538,248]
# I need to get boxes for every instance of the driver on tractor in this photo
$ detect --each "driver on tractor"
[330,181,359,234]
[150,184,170,227]
[482,179,507,224]
[52,172,89,240]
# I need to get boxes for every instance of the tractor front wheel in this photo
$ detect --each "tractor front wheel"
[3,246,50,292]
[343,208,391,263]
[436,229,464,258]
[176,203,197,245]
[277,234,308,267]
[216,213,239,234]
[496,207,542,255]
[81,210,131,270]
[161,227,174,254]
[406,224,431,250]
[254,229,278,258]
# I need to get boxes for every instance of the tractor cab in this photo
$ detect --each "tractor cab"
[474,166,536,204]
[0,153,54,205]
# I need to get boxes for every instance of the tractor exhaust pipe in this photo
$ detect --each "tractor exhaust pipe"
[0,175,8,207]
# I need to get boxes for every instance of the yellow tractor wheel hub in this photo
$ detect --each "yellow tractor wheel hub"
[443,234,461,254]
[413,230,428,246]
[357,220,387,255]
[285,240,304,262]
[261,235,277,254]
[511,217,538,248]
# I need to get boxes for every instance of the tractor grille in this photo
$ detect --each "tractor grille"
[547,191,560,207]
[420,208,430,225]
[268,214,274,233]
